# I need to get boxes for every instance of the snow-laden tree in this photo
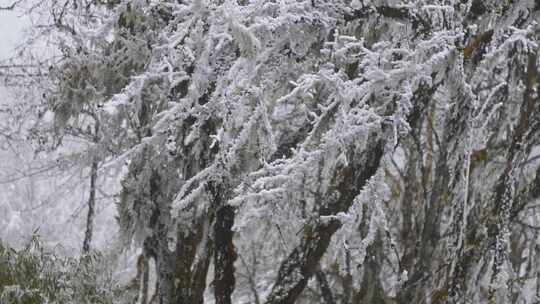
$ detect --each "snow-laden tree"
[11,0,540,303]
[22,0,162,254]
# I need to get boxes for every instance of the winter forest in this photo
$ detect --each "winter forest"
[0,0,539,303]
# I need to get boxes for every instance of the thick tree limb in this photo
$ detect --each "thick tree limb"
[315,268,335,304]
[265,135,385,304]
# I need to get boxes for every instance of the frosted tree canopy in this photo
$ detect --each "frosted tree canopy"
[0,0,540,303]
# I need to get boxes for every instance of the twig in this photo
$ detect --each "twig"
[0,0,24,10]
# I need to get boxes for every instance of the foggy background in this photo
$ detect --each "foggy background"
[0,2,121,255]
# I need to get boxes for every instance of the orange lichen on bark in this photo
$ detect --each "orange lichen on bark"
[464,29,494,60]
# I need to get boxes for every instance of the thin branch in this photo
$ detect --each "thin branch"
[515,220,540,231]
[0,0,24,10]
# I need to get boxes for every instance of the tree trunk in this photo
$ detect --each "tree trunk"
[214,204,237,304]
[190,217,214,304]
[82,119,99,254]
[174,220,204,303]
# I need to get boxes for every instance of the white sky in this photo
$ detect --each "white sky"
[0,3,121,253]
[0,2,32,98]
[0,3,30,61]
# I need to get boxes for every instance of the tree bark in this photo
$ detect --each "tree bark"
[190,217,214,304]
[315,269,335,304]
[82,119,99,254]
[174,219,204,303]
[214,204,237,304]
